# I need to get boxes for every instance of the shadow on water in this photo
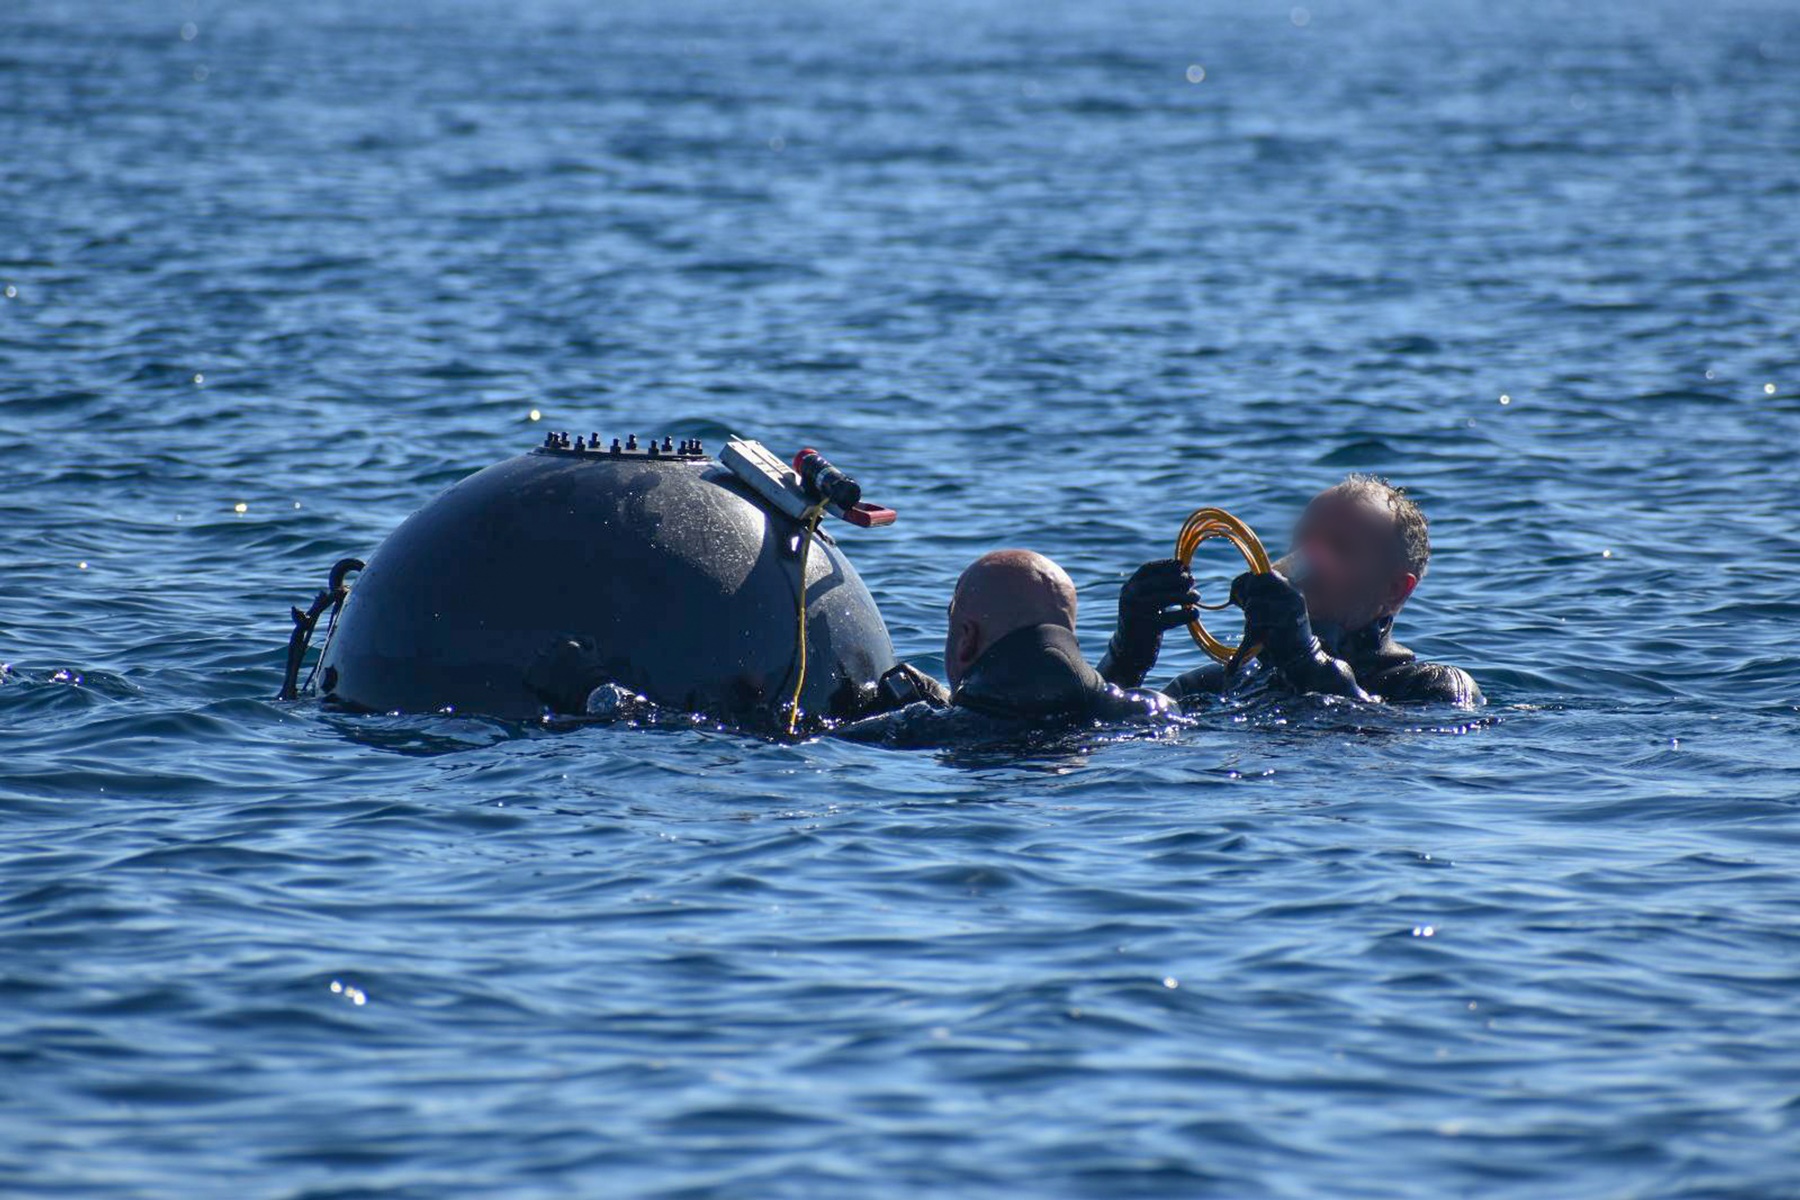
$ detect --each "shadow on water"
[315,708,540,758]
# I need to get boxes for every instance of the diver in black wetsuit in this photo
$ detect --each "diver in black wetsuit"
[1098,475,1481,707]
[854,549,1172,738]
[943,550,1172,721]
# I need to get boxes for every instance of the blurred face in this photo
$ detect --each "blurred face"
[1283,488,1417,631]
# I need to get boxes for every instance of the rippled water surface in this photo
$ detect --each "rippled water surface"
[4,0,1799,1195]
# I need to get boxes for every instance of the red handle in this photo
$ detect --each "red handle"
[840,502,897,528]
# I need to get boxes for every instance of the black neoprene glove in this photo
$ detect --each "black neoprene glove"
[1229,571,1369,699]
[1099,559,1198,688]
[877,661,952,710]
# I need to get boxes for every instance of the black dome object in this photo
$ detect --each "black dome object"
[316,439,896,724]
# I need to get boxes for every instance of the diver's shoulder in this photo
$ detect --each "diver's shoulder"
[833,700,975,746]
[1368,659,1483,707]
[1094,683,1177,721]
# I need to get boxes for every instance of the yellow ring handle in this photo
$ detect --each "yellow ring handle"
[1174,507,1272,663]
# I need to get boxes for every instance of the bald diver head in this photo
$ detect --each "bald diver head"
[943,549,1078,689]
[1279,474,1431,636]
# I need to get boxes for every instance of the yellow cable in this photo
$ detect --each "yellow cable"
[785,503,827,735]
[1173,507,1273,664]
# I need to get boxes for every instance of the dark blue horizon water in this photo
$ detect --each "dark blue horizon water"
[4,0,1799,1195]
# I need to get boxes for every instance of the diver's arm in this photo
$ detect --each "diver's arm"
[873,661,952,711]
[1231,571,1372,702]
[1272,643,1370,701]
[1095,643,1142,688]
[1098,560,1199,688]
[1161,663,1228,702]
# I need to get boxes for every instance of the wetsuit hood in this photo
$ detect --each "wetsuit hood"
[1316,615,1413,677]
[953,624,1099,718]
[953,623,1171,721]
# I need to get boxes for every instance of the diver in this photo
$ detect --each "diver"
[854,549,1173,739]
[1099,475,1482,706]
[944,549,1175,720]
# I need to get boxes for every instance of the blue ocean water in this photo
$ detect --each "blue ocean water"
[3,0,1799,1195]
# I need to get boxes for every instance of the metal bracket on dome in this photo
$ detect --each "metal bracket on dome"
[720,439,898,529]
[719,438,813,522]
